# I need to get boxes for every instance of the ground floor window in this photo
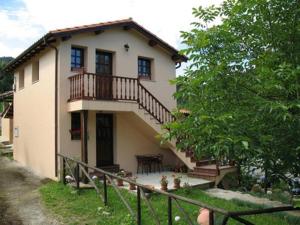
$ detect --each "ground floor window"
[70,112,81,140]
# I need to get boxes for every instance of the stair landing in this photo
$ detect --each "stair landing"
[188,164,237,185]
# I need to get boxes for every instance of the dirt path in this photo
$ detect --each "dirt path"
[0,157,60,225]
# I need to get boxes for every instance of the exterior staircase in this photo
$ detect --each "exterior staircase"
[68,73,237,185]
[133,108,238,185]
[180,149,237,185]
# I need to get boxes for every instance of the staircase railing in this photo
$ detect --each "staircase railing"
[68,72,174,124]
[137,82,173,124]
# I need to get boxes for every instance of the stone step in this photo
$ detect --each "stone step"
[193,167,219,175]
[196,159,216,167]
[187,172,217,181]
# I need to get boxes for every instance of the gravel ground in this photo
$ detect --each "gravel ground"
[0,157,60,225]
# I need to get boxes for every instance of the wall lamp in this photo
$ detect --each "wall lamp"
[124,43,130,51]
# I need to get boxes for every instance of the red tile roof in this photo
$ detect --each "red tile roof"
[50,18,132,34]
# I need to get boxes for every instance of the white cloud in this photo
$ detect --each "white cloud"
[0,42,23,57]
[0,9,43,40]
[23,0,223,46]
[0,0,223,60]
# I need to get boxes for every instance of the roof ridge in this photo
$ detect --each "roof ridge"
[50,18,133,34]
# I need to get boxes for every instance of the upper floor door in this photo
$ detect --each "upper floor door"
[95,51,113,99]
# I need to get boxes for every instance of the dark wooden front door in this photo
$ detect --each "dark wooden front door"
[95,51,113,99]
[96,113,113,167]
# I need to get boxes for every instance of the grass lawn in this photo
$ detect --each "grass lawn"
[39,181,300,225]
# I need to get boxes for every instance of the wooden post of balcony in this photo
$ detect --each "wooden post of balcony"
[81,110,88,183]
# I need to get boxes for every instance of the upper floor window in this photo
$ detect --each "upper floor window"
[32,61,39,83]
[138,57,151,79]
[71,47,84,70]
[19,69,24,90]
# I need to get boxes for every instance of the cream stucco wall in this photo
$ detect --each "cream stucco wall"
[114,112,179,172]
[1,118,13,143]
[58,28,178,170]
[58,28,176,109]
[13,49,56,178]
[12,26,179,179]
[62,111,179,173]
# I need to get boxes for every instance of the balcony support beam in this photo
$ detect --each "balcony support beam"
[81,110,88,183]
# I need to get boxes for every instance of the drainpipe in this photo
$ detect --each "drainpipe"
[175,62,181,69]
[44,37,59,177]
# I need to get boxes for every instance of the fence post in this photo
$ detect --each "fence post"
[104,175,108,206]
[137,187,141,225]
[168,197,172,225]
[61,157,66,185]
[209,210,214,225]
[75,163,80,191]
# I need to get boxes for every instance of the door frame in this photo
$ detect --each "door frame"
[95,51,113,99]
[96,113,114,167]
[95,50,113,75]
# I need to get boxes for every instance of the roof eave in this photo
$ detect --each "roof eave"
[3,33,55,73]
[3,20,188,73]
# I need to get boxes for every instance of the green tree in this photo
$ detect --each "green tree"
[0,57,14,93]
[165,0,300,189]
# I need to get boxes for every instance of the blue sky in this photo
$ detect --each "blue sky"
[0,0,24,9]
[0,0,222,75]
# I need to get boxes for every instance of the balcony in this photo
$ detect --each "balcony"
[68,72,174,124]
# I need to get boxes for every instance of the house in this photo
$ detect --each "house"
[3,19,235,183]
[0,91,13,144]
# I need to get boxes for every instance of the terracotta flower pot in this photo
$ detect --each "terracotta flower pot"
[129,183,136,190]
[174,180,181,189]
[161,183,168,191]
[117,178,124,186]
[229,160,235,166]
[197,208,210,225]
[107,177,111,184]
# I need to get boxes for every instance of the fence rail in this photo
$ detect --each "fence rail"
[58,153,300,225]
[68,72,174,124]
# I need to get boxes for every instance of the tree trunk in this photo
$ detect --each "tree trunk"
[264,165,268,193]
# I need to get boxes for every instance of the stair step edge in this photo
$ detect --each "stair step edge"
[188,172,217,177]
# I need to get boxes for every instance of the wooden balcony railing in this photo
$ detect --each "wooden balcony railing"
[69,72,174,124]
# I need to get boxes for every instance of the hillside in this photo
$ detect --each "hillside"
[0,56,14,92]
[0,57,14,65]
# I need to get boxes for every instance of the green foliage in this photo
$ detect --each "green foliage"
[165,0,300,185]
[0,57,14,93]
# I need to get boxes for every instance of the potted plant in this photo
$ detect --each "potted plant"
[107,176,111,184]
[116,170,126,186]
[172,174,182,189]
[160,175,168,191]
[229,160,236,166]
[128,176,137,190]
